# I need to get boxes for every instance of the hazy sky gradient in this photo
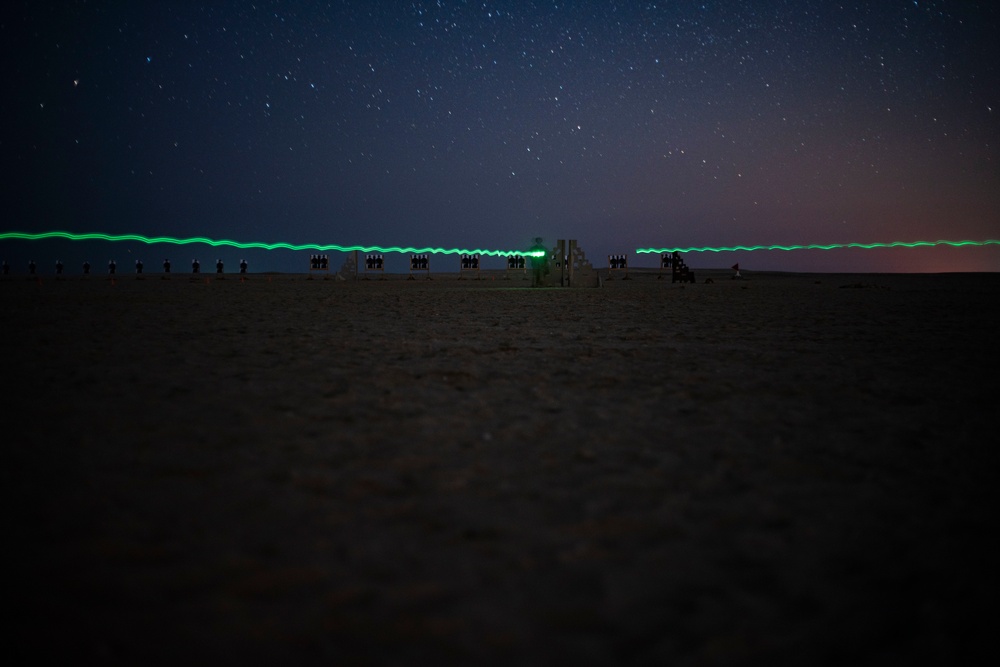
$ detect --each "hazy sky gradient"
[3,1,998,272]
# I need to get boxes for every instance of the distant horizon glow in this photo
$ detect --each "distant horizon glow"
[637,240,1000,254]
[0,231,546,258]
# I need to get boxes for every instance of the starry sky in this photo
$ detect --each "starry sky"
[3,0,998,273]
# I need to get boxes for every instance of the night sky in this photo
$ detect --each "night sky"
[3,1,998,273]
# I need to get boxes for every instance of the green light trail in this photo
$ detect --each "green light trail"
[5,231,994,258]
[636,239,1000,254]
[0,230,545,257]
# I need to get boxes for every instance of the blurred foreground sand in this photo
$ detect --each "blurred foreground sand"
[4,270,997,665]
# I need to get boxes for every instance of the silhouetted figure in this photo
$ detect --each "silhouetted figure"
[28,260,36,275]
[55,260,63,275]
[82,261,90,275]
[658,253,672,279]
[216,259,224,274]
[108,260,116,275]
[135,260,143,274]
[2,260,9,275]
[530,238,548,287]
[240,259,248,274]
[163,259,171,273]
[192,259,200,274]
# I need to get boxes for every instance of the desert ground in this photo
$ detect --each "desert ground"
[3,268,997,665]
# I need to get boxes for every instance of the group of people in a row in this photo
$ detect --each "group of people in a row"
[608,254,629,270]
[309,254,330,270]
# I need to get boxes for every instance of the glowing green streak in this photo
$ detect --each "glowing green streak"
[0,230,546,257]
[636,239,1000,254]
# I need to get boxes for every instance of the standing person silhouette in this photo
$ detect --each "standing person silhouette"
[530,237,548,287]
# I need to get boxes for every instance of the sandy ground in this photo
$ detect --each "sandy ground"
[3,269,997,665]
